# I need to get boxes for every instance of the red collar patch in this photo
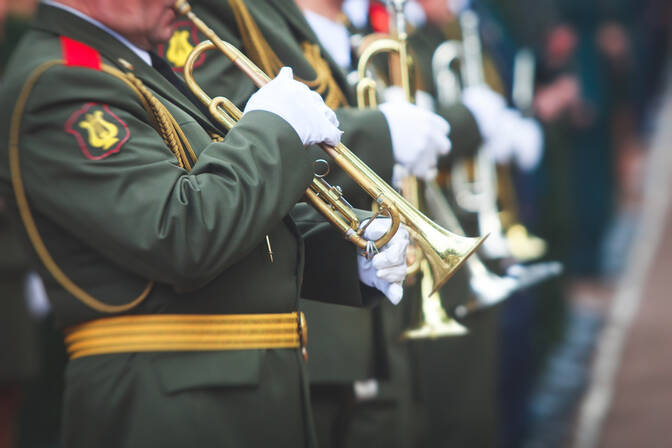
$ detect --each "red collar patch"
[65,103,130,160]
[60,36,101,70]
[156,21,206,72]
[369,1,390,34]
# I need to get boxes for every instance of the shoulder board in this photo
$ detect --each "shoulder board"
[60,36,101,70]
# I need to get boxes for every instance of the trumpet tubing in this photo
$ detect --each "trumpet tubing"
[173,0,485,293]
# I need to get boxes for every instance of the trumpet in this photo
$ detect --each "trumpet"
[355,0,473,337]
[434,11,547,261]
[447,11,511,259]
[172,0,485,295]
[424,181,562,318]
[430,29,563,315]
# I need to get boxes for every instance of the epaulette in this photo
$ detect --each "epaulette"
[60,36,101,70]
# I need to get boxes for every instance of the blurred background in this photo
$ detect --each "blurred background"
[1,0,671,447]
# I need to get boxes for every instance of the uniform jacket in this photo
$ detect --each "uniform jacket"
[173,0,396,384]
[0,4,378,447]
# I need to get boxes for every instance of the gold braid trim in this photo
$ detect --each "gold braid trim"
[209,132,225,142]
[9,61,154,313]
[9,62,200,314]
[300,42,349,109]
[105,66,194,171]
[227,0,348,109]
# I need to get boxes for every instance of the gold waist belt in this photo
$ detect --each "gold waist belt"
[65,312,308,360]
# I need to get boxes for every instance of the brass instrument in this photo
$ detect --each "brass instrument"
[430,34,563,316]
[436,11,547,261]
[172,0,485,295]
[356,0,471,337]
[425,182,562,318]
[504,48,547,261]
[451,11,511,259]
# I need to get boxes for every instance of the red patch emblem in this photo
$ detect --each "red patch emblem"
[369,1,390,34]
[65,103,130,160]
[156,21,206,72]
[60,36,101,70]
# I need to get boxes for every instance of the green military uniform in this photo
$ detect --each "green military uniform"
[0,4,384,447]
[166,2,398,447]
[161,2,486,447]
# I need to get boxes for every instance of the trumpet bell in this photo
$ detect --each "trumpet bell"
[410,222,487,295]
[402,259,469,339]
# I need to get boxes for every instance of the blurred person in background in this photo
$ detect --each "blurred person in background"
[0,2,41,447]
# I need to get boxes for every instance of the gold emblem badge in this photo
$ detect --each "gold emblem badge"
[157,22,205,71]
[66,103,130,160]
[78,110,119,151]
[165,30,194,68]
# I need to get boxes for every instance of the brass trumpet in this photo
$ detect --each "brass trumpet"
[355,0,473,337]
[172,0,485,295]
[435,11,547,261]
[430,26,563,315]
[425,181,562,318]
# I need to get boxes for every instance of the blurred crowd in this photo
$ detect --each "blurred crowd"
[1,0,671,447]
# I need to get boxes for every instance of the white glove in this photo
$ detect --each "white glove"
[244,67,342,146]
[379,101,451,181]
[461,85,507,141]
[483,107,519,164]
[357,218,410,305]
[382,86,436,112]
[511,117,544,171]
[484,108,544,171]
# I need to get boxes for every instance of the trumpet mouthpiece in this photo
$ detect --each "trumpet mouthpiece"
[173,0,191,15]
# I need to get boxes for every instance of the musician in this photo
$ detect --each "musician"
[406,1,551,446]
[158,1,464,447]
[0,0,412,446]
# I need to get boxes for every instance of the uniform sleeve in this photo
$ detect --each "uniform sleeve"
[188,1,395,211]
[438,102,483,164]
[14,65,314,290]
[290,203,383,307]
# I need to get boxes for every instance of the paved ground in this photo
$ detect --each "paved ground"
[571,72,672,448]
[598,200,672,448]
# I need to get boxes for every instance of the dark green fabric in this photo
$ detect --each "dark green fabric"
[0,16,33,76]
[0,4,380,447]
[178,0,396,387]
[0,273,38,384]
[184,0,395,210]
[0,192,38,383]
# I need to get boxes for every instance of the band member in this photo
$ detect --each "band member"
[0,0,411,446]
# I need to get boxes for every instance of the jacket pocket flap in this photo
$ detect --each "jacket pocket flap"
[152,350,264,394]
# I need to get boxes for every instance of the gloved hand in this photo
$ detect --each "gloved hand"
[483,108,544,171]
[357,218,410,305]
[244,67,342,146]
[461,85,507,141]
[382,86,436,112]
[379,101,451,181]
[511,116,544,171]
